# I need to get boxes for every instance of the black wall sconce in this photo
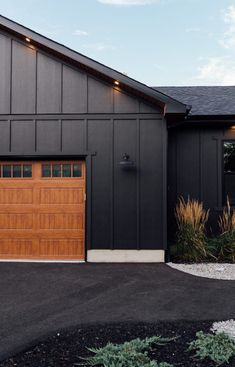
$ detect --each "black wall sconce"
[119,153,135,170]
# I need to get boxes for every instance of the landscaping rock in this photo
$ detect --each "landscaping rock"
[168,262,235,280]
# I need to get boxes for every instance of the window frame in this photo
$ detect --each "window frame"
[41,161,84,179]
[0,162,33,179]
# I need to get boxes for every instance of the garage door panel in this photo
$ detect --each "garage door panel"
[0,239,34,257]
[0,213,33,229]
[0,239,84,259]
[39,213,83,229]
[0,160,85,260]
[39,188,84,204]
[39,239,84,256]
[0,188,33,204]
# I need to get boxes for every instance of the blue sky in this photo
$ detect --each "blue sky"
[1,0,235,86]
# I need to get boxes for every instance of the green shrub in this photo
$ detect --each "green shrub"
[81,336,175,367]
[205,237,220,260]
[216,198,235,262]
[175,197,209,261]
[188,331,235,365]
[206,198,235,263]
[208,230,235,263]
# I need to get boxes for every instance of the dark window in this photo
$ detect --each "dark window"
[62,164,71,177]
[0,164,32,178]
[42,164,51,177]
[3,165,11,177]
[13,165,22,177]
[23,165,32,178]
[42,162,82,178]
[224,141,235,205]
[73,164,82,177]
[52,164,61,177]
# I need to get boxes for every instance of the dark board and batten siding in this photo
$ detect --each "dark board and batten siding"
[168,126,235,240]
[0,30,166,252]
[0,116,165,250]
[0,33,158,115]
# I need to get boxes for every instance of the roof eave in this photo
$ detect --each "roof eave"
[165,102,190,114]
[168,114,235,128]
[188,114,235,121]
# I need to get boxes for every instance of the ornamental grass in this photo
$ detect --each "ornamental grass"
[219,196,235,233]
[175,197,209,262]
[215,197,235,263]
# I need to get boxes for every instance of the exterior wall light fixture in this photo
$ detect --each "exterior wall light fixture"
[25,37,31,42]
[114,80,120,86]
[119,153,135,170]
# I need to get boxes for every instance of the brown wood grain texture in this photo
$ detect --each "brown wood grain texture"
[0,161,85,260]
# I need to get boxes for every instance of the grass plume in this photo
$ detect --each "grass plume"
[175,197,209,261]
[219,196,235,233]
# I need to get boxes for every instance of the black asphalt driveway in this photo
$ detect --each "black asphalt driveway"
[0,263,234,360]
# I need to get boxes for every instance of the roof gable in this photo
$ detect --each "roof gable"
[0,15,187,116]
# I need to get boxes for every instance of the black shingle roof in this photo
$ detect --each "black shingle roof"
[153,86,235,116]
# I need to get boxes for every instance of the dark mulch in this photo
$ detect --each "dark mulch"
[1,321,235,367]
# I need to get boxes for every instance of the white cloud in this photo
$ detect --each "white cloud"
[97,0,159,6]
[220,5,235,49]
[194,57,235,85]
[224,5,235,22]
[82,42,117,51]
[190,5,235,85]
[73,29,89,36]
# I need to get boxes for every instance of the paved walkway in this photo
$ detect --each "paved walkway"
[0,263,234,360]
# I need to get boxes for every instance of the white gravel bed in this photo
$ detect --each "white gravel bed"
[211,320,235,340]
[167,262,235,280]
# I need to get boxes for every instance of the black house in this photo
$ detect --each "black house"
[0,16,233,262]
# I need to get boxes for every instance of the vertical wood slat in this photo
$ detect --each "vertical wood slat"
[162,119,167,250]
[136,118,140,250]
[10,38,12,115]
[37,53,62,113]
[113,119,137,249]
[87,120,113,249]
[110,118,114,250]
[0,34,11,114]
[11,40,36,114]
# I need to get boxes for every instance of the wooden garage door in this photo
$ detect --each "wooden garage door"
[0,161,85,260]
